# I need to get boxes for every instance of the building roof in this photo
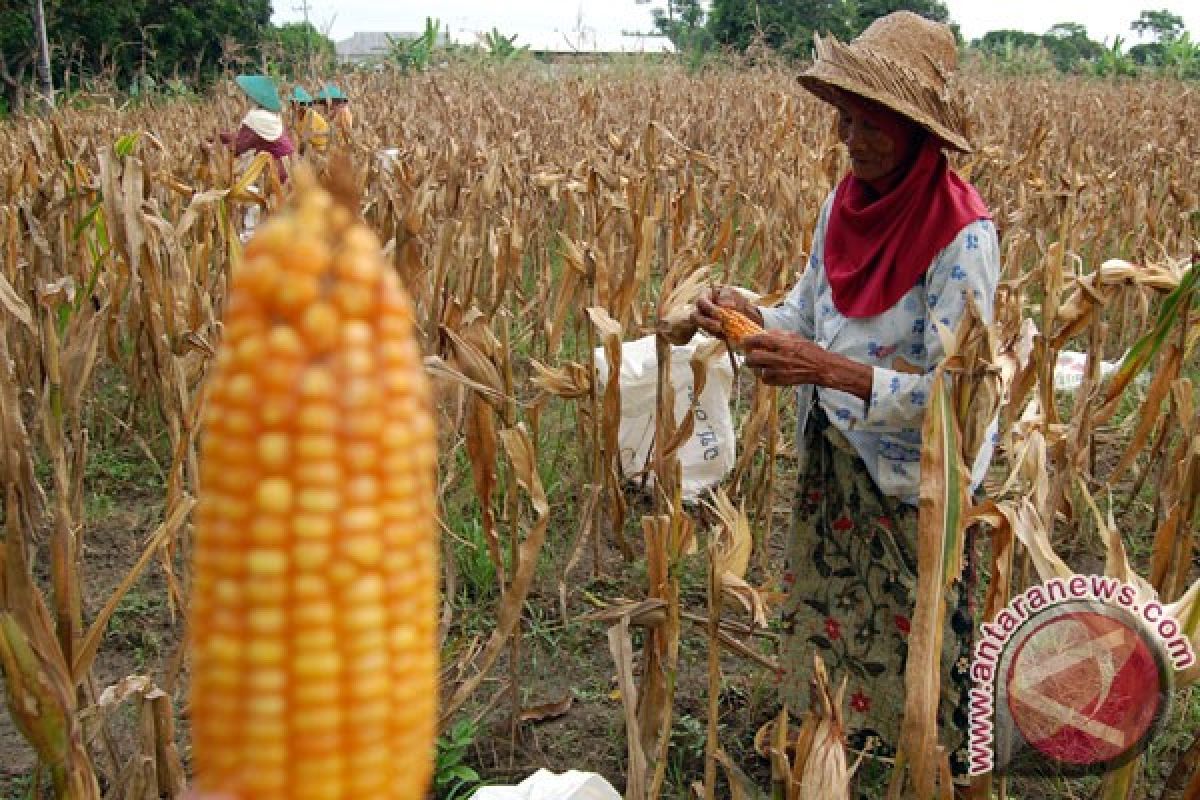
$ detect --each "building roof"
[335,31,451,60]
[448,28,676,54]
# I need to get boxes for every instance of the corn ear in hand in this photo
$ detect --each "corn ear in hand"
[714,306,764,346]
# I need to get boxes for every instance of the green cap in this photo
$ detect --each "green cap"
[235,74,282,112]
[315,83,348,102]
[292,85,314,104]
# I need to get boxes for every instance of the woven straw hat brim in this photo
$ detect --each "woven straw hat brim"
[798,33,972,153]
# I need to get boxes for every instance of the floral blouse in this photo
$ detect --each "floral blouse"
[758,193,1000,504]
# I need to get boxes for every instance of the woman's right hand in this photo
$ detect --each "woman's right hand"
[693,287,764,340]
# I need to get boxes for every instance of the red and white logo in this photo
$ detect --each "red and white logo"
[968,576,1192,778]
[1000,605,1167,771]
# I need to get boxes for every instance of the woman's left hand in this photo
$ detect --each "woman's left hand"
[741,331,830,387]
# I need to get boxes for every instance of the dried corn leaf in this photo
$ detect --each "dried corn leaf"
[1094,260,1196,423]
[608,615,648,800]
[0,272,35,334]
[793,655,851,800]
[1104,344,1181,485]
[529,359,591,399]
[709,488,752,580]
[896,371,963,799]
[518,694,574,725]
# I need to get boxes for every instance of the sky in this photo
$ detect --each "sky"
[272,1,1200,47]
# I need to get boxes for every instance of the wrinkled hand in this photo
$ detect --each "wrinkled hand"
[742,330,831,387]
[693,287,763,340]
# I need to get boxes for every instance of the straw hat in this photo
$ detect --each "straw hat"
[292,86,314,105]
[798,11,972,152]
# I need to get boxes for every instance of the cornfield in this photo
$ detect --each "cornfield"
[0,62,1197,799]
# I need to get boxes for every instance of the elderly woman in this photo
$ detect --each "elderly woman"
[695,12,998,788]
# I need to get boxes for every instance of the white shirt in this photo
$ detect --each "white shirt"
[758,193,1001,505]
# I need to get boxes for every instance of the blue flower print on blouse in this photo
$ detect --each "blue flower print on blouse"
[950,264,967,281]
[880,439,922,463]
[867,341,898,359]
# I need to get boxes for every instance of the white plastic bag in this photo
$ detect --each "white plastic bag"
[239,204,262,244]
[594,333,736,502]
[472,769,621,800]
[1052,349,1155,394]
[377,147,401,171]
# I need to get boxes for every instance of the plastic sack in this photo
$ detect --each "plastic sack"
[377,147,401,171]
[472,769,621,800]
[594,333,736,502]
[1052,350,1119,392]
[239,204,262,244]
[1051,349,1154,393]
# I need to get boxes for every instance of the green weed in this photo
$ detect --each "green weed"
[435,718,485,800]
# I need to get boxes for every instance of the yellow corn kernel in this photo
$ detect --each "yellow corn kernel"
[190,169,437,800]
[301,303,340,354]
[714,305,764,345]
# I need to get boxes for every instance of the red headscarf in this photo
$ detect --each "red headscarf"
[824,136,990,318]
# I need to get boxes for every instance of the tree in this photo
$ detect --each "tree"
[0,0,274,112]
[0,3,34,111]
[707,0,853,58]
[138,0,272,81]
[652,0,713,53]
[1092,35,1137,77]
[976,29,1043,53]
[266,21,335,78]
[1131,9,1185,42]
[1160,31,1200,78]
[388,18,447,72]
[31,0,52,110]
[479,28,530,61]
[1042,21,1105,72]
[42,0,141,87]
[1129,41,1164,65]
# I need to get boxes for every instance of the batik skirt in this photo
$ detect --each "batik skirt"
[779,405,976,786]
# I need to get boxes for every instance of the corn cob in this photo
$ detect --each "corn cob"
[190,169,438,800]
[714,305,764,345]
